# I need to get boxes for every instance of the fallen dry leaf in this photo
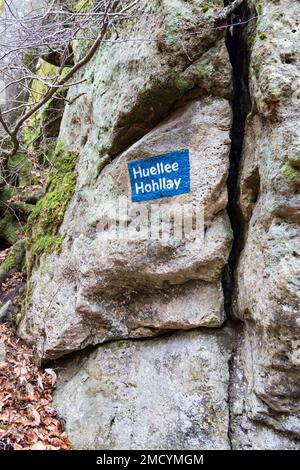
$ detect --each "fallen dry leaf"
[44,369,57,387]
[37,375,44,391]
[28,405,41,426]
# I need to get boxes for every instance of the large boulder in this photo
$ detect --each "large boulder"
[19,0,233,360]
[53,330,232,450]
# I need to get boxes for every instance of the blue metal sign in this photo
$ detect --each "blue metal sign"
[128,149,190,202]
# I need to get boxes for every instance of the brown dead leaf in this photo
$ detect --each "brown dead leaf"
[44,369,57,387]
[27,405,41,426]
[36,375,44,390]
[25,383,36,401]
[14,365,28,385]
[29,442,50,450]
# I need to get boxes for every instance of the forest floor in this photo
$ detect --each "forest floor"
[0,264,71,450]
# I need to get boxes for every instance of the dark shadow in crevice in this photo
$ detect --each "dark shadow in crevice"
[222,0,252,320]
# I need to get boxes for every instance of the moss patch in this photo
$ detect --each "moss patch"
[202,3,209,13]
[282,163,300,187]
[258,31,268,40]
[0,184,16,209]
[20,279,33,324]
[26,147,78,271]
[0,213,19,245]
[244,0,265,50]
[0,241,25,284]
[0,251,16,276]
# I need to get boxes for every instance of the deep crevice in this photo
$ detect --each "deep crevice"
[222,0,251,321]
[222,0,253,449]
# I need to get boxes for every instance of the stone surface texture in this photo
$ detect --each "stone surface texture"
[234,0,300,444]
[54,330,232,450]
[19,0,233,360]
[18,0,300,450]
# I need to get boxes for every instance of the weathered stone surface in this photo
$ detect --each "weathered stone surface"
[234,0,300,442]
[53,330,232,450]
[17,0,300,451]
[58,1,232,189]
[19,1,233,360]
[229,341,300,450]
[19,97,232,359]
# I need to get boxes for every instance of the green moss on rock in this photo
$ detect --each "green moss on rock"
[244,0,265,50]
[193,63,214,88]
[0,184,16,209]
[30,234,63,259]
[251,0,264,16]
[18,277,34,325]
[0,251,16,277]
[26,147,78,271]
[148,0,162,9]
[258,31,268,40]
[0,213,19,245]
[0,240,25,285]
[282,163,300,187]
[0,183,22,245]
[173,75,194,94]
[24,60,67,163]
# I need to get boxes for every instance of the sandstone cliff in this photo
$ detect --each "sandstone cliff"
[13,0,300,449]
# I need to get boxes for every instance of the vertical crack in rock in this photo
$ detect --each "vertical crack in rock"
[222,0,251,320]
[222,0,252,447]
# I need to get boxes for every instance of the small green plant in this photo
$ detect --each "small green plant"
[202,3,209,13]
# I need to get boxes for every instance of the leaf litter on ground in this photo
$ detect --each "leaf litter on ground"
[0,323,71,450]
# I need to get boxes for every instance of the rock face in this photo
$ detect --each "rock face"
[20,97,232,359]
[233,0,300,444]
[19,0,300,450]
[54,330,232,450]
[19,0,233,360]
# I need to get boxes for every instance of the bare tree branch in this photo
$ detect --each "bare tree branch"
[0,0,136,167]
